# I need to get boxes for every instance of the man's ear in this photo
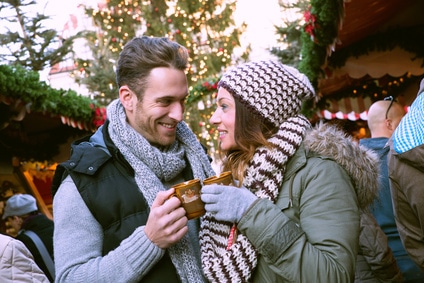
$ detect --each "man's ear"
[385,119,395,132]
[119,86,135,111]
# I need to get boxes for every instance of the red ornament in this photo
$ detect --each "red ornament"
[176,29,181,34]
[167,18,172,23]
[154,7,159,12]
[92,106,107,128]
[218,47,224,52]
[303,8,317,41]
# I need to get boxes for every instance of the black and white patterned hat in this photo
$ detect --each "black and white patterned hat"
[218,60,315,127]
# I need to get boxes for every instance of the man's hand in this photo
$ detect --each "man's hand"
[145,188,188,249]
[201,184,257,223]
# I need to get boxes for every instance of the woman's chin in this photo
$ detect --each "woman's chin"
[220,142,237,152]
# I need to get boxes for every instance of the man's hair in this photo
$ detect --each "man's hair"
[116,36,189,98]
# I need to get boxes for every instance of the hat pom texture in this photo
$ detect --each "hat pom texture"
[218,60,315,127]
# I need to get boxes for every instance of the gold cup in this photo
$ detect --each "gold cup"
[203,171,234,186]
[172,179,205,220]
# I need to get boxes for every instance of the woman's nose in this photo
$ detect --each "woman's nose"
[209,110,220,124]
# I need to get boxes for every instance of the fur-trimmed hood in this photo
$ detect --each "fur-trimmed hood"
[303,122,380,211]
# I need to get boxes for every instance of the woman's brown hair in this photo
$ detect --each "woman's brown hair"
[222,97,278,185]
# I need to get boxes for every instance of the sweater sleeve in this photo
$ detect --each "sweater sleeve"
[53,176,165,282]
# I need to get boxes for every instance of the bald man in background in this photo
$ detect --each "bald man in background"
[360,98,424,282]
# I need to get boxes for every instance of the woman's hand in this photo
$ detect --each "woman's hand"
[201,184,257,223]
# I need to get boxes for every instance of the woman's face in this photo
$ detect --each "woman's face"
[210,88,237,151]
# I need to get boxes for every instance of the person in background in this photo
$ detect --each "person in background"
[388,78,424,271]
[2,194,54,282]
[51,36,215,282]
[360,98,424,281]
[0,233,49,282]
[199,60,380,282]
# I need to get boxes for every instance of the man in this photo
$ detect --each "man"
[388,79,424,271]
[2,194,54,282]
[360,97,424,281]
[51,36,215,282]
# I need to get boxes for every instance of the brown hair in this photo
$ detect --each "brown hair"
[222,98,278,185]
[116,36,189,99]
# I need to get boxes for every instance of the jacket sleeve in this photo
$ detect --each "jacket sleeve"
[356,212,402,282]
[0,235,49,283]
[388,145,424,269]
[53,176,165,282]
[238,158,359,282]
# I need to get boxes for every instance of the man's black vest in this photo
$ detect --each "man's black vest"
[51,122,196,282]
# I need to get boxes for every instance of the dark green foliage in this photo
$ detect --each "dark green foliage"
[0,64,96,122]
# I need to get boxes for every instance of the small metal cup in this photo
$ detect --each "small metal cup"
[172,179,205,219]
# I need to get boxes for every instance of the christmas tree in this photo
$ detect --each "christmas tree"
[0,0,81,71]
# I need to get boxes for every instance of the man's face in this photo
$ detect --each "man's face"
[125,67,188,147]
[8,216,22,233]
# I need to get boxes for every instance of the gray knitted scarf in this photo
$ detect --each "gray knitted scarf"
[200,115,311,283]
[107,99,215,283]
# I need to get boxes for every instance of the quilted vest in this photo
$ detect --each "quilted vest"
[51,123,188,282]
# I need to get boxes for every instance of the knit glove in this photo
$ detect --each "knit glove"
[201,184,257,223]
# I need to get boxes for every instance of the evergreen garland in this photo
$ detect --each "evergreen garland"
[0,64,104,128]
[298,0,345,90]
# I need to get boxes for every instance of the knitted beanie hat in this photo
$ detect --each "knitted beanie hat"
[218,60,315,127]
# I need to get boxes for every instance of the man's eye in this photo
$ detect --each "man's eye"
[158,99,172,105]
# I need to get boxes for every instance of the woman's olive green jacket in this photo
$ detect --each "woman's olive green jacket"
[238,123,381,282]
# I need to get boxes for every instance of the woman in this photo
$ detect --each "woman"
[199,60,380,282]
